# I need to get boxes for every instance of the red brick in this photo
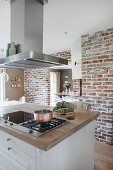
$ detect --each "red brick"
[104,43,112,47]
[99,33,109,37]
[109,70,113,74]
[109,94,113,97]
[104,59,113,62]
[98,55,109,59]
[92,60,102,63]
[110,39,113,43]
[92,75,102,78]
[103,90,113,93]
[98,86,108,89]
[103,82,113,85]
[93,82,102,85]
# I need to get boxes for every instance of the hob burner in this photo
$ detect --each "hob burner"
[20,118,67,133]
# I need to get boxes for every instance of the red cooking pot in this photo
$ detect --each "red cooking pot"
[34,110,53,123]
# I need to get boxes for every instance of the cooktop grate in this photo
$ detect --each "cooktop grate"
[20,118,67,133]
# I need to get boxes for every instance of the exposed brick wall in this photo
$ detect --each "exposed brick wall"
[24,68,50,105]
[52,50,71,61]
[80,28,113,145]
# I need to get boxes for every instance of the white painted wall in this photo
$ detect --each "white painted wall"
[43,0,113,54]
[0,0,10,55]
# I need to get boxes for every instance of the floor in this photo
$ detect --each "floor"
[94,141,113,170]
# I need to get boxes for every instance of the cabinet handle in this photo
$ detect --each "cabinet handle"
[8,147,12,150]
[7,138,11,141]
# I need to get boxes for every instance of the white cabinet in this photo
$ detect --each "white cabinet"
[0,150,25,170]
[36,121,95,170]
[71,39,82,79]
[0,131,37,170]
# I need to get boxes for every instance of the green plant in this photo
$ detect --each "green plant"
[53,101,74,113]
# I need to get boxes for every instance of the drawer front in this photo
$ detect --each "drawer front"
[0,151,13,170]
[0,150,23,170]
[0,130,11,143]
[10,135,36,158]
[0,130,36,158]
[0,130,11,149]
[0,148,37,170]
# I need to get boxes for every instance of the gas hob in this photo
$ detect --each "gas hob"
[0,111,68,137]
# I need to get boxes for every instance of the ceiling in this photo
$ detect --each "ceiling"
[43,0,113,54]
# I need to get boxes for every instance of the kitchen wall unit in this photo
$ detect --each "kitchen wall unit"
[71,39,82,80]
[0,120,95,170]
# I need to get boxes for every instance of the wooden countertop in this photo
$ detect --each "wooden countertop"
[0,103,99,151]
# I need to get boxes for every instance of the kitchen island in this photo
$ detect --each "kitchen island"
[0,103,99,170]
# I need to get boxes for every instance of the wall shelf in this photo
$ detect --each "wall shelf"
[55,92,80,98]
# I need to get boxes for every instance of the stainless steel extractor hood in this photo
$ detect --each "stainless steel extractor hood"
[0,0,68,69]
[0,51,68,69]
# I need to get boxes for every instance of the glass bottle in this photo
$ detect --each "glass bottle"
[9,42,16,56]
[6,43,11,57]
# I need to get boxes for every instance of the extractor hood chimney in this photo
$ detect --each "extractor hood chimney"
[0,0,68,69]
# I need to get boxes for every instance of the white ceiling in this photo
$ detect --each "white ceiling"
[43,0,113,54]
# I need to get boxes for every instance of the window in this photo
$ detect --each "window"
[50,72,60,106]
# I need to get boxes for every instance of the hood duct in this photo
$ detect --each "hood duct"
[0,0,68,69]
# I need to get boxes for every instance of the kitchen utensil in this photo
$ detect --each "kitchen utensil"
[34,110,53,122]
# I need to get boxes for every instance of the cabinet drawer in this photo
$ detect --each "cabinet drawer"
[10,135,36,158]
[0,153,13,170]
[0,130,36,158]
[0,130,11,142]
[0,130,11,149]
[0,147,37,170]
